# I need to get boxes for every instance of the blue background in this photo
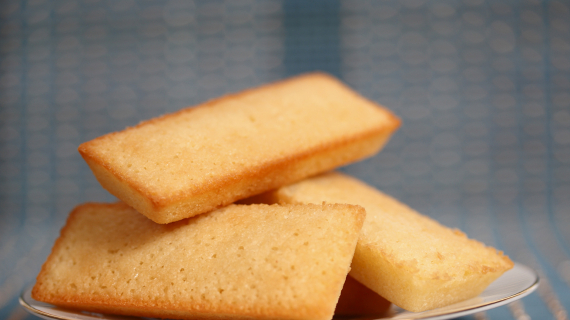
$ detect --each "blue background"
[1,0,569,319]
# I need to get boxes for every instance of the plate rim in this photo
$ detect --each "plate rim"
[20,292,70,320]
[19,263,539,320]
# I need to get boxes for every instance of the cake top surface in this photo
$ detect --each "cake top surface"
[33,202,365,320]
[275,172,514,280]
[78,73,399,202]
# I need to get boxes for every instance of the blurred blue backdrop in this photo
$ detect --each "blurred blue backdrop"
[1,0,569,319]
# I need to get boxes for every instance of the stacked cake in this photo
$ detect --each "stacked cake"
[32,73,513,320]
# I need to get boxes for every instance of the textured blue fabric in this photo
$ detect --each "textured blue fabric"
[1,1,569,319]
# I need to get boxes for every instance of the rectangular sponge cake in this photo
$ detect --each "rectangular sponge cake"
[32,202,365,320]
[254,172,514,312]
[78,73,400,224]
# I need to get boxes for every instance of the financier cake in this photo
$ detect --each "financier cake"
[250,172,514,312]
[78,72,400,223]
[32,202,366,320]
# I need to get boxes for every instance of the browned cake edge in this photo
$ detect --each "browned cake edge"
[32,202,367,320]
[31,203,103,302]
[78,73,401,224]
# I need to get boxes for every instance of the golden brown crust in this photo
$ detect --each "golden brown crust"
[78,72,400,223]
[81,116,394,205]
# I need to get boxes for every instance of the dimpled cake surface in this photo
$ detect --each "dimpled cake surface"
[260,172,514,312]
[78,72,399,223]
[32,202,365,320]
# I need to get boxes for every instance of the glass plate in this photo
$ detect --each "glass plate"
[20,263,538,320]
